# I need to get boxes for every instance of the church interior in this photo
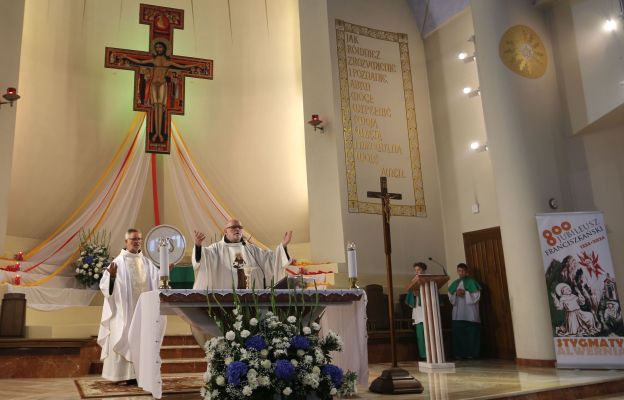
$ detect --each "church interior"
[1,0,624,399]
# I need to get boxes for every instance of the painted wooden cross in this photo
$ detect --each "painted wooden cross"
[367,177,422,394]
[105,4,213,154]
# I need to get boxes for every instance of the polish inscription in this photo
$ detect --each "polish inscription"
[336,20,425,217]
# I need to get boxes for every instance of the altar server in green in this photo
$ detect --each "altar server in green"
[448,263,482,359]
[405,261,427,359]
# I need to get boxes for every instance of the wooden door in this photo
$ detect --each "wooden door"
[463,227,516,360]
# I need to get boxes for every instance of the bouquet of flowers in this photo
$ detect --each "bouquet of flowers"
[202,289,357,400]
[74,229,110,288]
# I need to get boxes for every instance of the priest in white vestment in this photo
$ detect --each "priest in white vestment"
[192,219,292,290]
[97,229,160,385]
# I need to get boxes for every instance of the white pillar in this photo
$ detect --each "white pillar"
[298,0,346,263]
[471,0,569,361]
[0,0,25,254]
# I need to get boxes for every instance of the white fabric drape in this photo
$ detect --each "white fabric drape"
[168,127,234,246]
[13,117,150,282]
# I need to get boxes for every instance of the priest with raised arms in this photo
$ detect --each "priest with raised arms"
[97,228,160,385]
[192,219,293,290]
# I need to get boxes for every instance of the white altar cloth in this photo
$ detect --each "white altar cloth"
[128,289,368,398]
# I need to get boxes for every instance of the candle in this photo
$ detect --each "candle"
[347,242,357,278]
[159,238,169,278]
[15,274,21,285]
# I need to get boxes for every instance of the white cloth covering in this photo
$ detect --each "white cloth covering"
[97,249,160,382]
[448,281,481,323]
[131,289,367,398]
[191,239,290,290]
[128,290,167,398]
[319,291,369,385]
[7,285,98,311]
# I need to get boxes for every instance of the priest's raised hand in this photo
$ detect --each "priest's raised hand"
[191,219,292,291]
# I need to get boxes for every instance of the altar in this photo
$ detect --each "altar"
[127,289,368,398]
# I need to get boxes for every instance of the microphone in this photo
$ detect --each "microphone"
[242,239,267,289]
[428,257,448,276]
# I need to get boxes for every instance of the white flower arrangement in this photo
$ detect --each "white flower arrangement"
[202,288,358,400]
[74,229,110,288]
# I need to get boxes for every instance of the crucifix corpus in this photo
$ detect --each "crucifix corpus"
[367,177,423,395]
[105,3,213,154]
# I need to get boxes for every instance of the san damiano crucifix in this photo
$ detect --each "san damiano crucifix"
[105,4,213,154]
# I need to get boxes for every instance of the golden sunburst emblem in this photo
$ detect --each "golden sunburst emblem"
[499,25,547,79]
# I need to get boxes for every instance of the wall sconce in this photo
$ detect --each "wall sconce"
[457,52,476,63]
[470,141,488,152]
[462,86,481,97]
[308,114,324,133]
[0,87,21,109]
[603,0,623,31]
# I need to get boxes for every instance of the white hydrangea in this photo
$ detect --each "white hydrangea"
[303,326,311,335]
[261,359,271,369]
[303,373,320,388]
[258,375,270,386]
[249,318,258,326]
[287,316,297,323]
[224,357,233,365]
[260,349,269,358]
[240,329,250,338]
[282,387,292,396]
[330,388,337,395]
[225,331,236,341]
[291,359,298,367]
[312,366,321,375]
[216,376,225,386]
[297,349,305,357]
[311,322,321,331]
[304,355,313,363]
[242,385,252,396]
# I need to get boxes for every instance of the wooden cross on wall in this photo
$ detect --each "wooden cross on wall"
[105,3,213,154]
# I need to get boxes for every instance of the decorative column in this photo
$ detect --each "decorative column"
[470,0,569,362]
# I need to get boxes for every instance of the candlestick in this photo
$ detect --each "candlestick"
[159,237,170,289]
[15,274,21,285]
[347,242,358,278]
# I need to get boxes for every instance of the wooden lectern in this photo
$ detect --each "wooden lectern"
[406,274,455,370]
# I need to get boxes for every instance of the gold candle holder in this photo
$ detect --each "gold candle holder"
[349,277,359,289]
[159,276,171,290]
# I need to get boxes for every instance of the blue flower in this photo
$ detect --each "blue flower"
[245,335,267,351]
[226,361,248,386]
[291,335,310,350]
[85,256,94,265]
[274,359,295,381]
[321,364,343,387]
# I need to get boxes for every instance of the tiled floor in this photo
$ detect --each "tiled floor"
[0,361,623,399]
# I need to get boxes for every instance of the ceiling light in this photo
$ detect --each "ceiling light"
[604,19,618,31]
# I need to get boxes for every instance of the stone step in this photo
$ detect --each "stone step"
[162,335,200,346]
[90,357,207,374]
[160,345,205,359]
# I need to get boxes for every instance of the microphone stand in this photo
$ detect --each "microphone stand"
[428,257,449,276]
